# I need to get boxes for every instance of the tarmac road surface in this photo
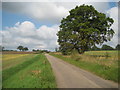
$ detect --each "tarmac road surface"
[45,54,118,88]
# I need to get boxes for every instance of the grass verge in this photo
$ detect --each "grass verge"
[3,54,57,88]
[50,53,119,83]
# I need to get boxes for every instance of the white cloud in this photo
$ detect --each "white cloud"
[2,0,120,2]
[103,6,118,48]
[2,2,119,50]
[3,2,110,24]
[1,21,59,51]
[3,2,69,24]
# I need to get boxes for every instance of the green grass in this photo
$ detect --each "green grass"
[50,51,119,83]
[2,54,36,70]
[3,54,57,88]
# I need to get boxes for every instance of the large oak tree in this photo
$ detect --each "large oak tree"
[57,4,114,55]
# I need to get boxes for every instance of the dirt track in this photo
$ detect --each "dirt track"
[45,54,118,88]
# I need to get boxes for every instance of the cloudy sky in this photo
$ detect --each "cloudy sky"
[0,0,119,51]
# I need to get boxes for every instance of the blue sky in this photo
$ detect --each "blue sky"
[109,2,117,7]
[1,2,117,30]
[2,11,55,30]
[0,2,118,50]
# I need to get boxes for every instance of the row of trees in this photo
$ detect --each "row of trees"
[32,49,50,53]
[17,46,29,51]
[90,44,120,51]
[0,45,50,53]
[0,45,29,51]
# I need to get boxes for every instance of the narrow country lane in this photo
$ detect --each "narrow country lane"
[45,54,118,88]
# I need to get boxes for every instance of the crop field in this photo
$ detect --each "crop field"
[82,50,118,68]
[2,54,35,70]
[2,54,56,88]
[50,50,119,83]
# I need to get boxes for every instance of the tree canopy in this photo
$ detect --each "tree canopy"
[24,47,29,51]
[17,46,23,51]
[17,46,29,51]
[115,44,120,50]
[101,44,114,50]
[57,4,114,55]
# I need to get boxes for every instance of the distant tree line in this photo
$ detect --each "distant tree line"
[0,45,17,51]
[116,44,120,50]
[0,45,50,53]
[55,44,120,52]
[89,44,120,51]
[1,44,120,52]
[17,46,29,51]
[32,49,50,53]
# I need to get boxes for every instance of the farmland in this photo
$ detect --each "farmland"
[2,54,33,70]
[50,50,119,83]
[2,50,119,88]
[2,53,56,88]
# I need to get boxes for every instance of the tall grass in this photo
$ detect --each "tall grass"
[50,50,119,83]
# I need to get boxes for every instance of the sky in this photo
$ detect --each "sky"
[0,0,119,51]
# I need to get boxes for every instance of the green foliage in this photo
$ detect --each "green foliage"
[57,4,114,55]
[115,44,120,50]
[17,46,29,51]
[32,49,50,53]
[101,44,114,50]
[23,47,29,51]
[17,46,24,51]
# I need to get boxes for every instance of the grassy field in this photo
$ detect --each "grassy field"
[50,50,119,83]
[2,54,57,88]
[2,54,35,70]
